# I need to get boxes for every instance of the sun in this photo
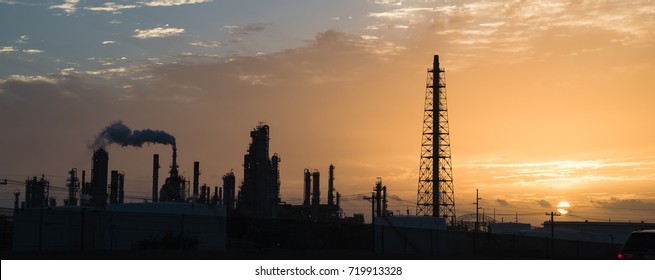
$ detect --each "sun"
[557,201,571,215]
[557,201,571,208]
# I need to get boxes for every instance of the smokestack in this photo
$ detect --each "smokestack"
[272,153,281,201]
[328,164,335,207]
[336,192,341,208]
[212,186,219,206]
[312,170,320,218]
[14,191,20,210]
[118,174,125,204]
[171,147,178,177]
[375,178,382,217]
[303,169,311,207]
[219,186,223,205]
[383,185,387,216]
[110,170,119,204]
[193,161,199,200]
[312,170,320,207]
[91,148,109,208]
[118,172,125,204]
[152,154,159,203]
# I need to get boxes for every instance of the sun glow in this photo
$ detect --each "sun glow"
[557,201,571,215]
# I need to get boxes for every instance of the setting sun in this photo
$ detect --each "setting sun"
[557,201,571,215]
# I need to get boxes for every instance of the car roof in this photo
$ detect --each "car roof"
[632,229,655,233]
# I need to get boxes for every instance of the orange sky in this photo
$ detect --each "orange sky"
[1,0,654,225]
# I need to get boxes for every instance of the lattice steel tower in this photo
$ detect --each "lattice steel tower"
[416,55,456,224]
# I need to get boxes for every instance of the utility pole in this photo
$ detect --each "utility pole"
[474,189,482,232]
[473,189,482,256]
[546,211,561,259]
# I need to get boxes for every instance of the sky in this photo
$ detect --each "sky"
[1,0,654,226]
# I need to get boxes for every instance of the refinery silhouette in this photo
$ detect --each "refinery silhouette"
[1,55,652,260]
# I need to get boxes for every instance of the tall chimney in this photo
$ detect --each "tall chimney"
[336,192,341,208]
[193,161,199,200]
[328,164,335,206]
[110,170,119,204]
[152,154,159,203]
[382,185,387,216]
[312,170,320,218]
[118,172,125,204]
[91,148,109,208]
[375,178,382,217]
[171,147,178,177]
[212,186,219,206]
[13,191,20,210]
[303,169,311,207]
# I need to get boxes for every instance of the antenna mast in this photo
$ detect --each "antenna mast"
[416,55,456,225]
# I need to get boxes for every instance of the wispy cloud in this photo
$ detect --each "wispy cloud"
[16,35,29,44]
[46,0,212,15]
[591,198,655,212]
[102,41,117,45]
[1,74,57,84]
[368,7,434,19]
[84,2,138,13]
[224,23,267,35]
[0,46,17,53]
[496,199,510,207]
[49,0,79,15]
[0,0,50,5]
[189,40,220,48]
[22,49,44,54]
[132,27,185,39]
[141,0,213,7]
[536,200,553,209]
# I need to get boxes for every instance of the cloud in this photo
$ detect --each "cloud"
[496,199,510,207]
[1,0,50,5]
[16,35,29,44]
[368,7,434,19]
[224,23,267,35]
[591,198,655,211]
[1,75,57,84]
[22,49,44,54]
[0,46,17,53]
[45,0,211,15]
[141,0,213,7]
[49,0,79,15]
[133,27,185,39]
[189,40,220,48]
[102,41,117,45]
[536,200,552,209]
[84,2,138,13]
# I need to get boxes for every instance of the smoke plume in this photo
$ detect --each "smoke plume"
[91,120,176,149]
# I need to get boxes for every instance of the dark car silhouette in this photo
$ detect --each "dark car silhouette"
[618,229,655,260]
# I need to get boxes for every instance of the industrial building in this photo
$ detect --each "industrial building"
[236,124,281,219]
[12,203,225,251]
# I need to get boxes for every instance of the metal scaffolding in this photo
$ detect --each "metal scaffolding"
[416,55,456,224]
